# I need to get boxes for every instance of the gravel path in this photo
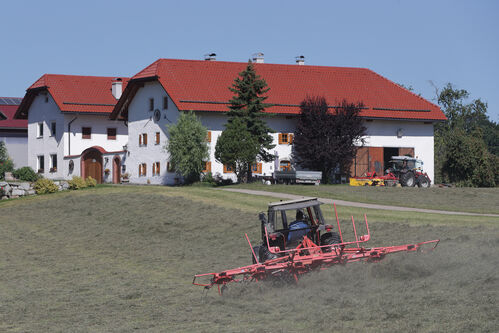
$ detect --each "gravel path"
[222,188,499,217]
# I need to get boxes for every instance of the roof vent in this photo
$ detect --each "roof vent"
[295,55,305,65]
[204,53,217,61]
[112,78,123,100]
[252,52,264,63]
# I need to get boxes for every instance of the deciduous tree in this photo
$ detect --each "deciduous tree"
[165,111,209,184]
[293,96,366,183]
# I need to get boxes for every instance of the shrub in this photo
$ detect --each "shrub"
[0,159,14,180]
[85,176,97,187]
[34,178,58,194]
[68,176,87,190]
[13,167,40,182]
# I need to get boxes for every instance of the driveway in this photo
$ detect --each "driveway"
[222,188,499,217]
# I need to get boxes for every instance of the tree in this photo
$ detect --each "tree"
[215,118,259,183]
[165,111,209,184]
[434,83,497,187]
[0,142,14,180]
[293,96,366,184]
[224,61,275,180]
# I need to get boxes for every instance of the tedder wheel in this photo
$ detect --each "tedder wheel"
[259,245,279,262]
[400,171,416,187]
[252,245,261,264]
[320,232,341,252]
[417,175,430,188]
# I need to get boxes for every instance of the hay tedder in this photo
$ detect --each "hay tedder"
[193,198,439,294]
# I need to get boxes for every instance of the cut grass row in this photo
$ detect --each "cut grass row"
[230,183,499,214]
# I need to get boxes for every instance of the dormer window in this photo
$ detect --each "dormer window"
[163,96,168,110]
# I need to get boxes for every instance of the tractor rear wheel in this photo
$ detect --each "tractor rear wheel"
[321,232,341,252]
[417,175,430,188]
[259,246,278,262]
[252,245,261,264]
[400,171,416,187]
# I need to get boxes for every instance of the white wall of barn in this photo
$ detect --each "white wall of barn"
[0,135,27,168]
[124,81,436,184]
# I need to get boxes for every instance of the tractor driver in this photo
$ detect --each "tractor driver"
[288,210,311,242]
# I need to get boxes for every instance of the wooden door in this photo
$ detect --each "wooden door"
[112,156,121,184]
[369,147,384,175]
[399,147,414,157]
[83,150,102,183]
[351,147,369,177]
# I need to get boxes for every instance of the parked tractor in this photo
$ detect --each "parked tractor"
[349,156,431,187]
[193,198,439,294]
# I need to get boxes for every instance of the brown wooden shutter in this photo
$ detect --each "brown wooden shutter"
[206,131,212,143]
[278,133,283,144]
[155,132,160,144]
[223,164,233,173]
[143,163,147,176]
[139,134,142,146]
[202,161,211,173]
[288,134,294,144]
[257,163,262,174]
[157,162,160,175]
[143,134,148,145]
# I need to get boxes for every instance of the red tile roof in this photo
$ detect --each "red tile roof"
[0,98,27,130]
[112,59,445,121]
[15,74,129,119]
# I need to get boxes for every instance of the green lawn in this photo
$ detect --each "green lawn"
[0,186,497,332]
[231,183,499,214]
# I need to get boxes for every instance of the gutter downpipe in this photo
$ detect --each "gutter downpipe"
[68,117,77,156]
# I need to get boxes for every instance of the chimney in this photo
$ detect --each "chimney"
[111,78,123,99]
[252,52,264,63]
[204,53,217,61]
[295,55,305,65]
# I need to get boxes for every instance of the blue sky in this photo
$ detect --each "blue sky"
[1,0,498,121]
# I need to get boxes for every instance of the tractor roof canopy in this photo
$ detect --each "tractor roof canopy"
[268,198,323,211]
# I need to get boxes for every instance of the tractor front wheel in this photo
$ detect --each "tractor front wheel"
[321,232,341,252]
[400,171,416,187]
[259,246,279,262]
[252,245,261,264]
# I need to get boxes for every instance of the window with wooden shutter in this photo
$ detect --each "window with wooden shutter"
[251,162,263,174]
[155,132,160,145]
[152,162,160,176]
[202,161,211,173]
[223,164,234,173]
[278,133,293,144]
[82,127,91,139]
[206,131,212,143]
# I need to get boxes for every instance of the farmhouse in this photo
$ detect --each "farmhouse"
[0,97,27,168]
[110,56,446,185]
[15,75,129,183]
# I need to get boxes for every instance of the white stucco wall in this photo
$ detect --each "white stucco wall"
[27,92,128,180]
[0,135,28,168]
[125,82,436,185]
[126,81,180,185]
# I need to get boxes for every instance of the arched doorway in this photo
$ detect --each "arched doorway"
[81,148,103,183]
[112,155,121,184]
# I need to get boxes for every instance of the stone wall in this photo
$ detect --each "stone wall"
[0,180,69,200]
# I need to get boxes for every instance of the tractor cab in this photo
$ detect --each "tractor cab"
[387,156,423,172]
[255,198,341,263]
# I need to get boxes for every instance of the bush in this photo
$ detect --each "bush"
[13,167,39,182]
[85,176,97,187]
[68,176,87,190]
[34,178,59,194]
[0,159,14,180]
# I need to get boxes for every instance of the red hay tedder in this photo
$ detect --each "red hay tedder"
[193,198,439,294]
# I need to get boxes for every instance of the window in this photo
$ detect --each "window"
[50,154,57,172]
[82,127,92,139]
[223,164,234,173]
[278,133,294,144]
[149,98,154,111]
[50,122,56,137]
[280,160,291,171]
[202,161,211,173]
[163,96,168,110]
[37,122,44,138]
[139,133,148,146]
[251,162,263,174]
[37,155,44,173]
[152,162,161,176]
[155,132,160,145]
[139,163,147,176]
[206,131,212,143]
[167,161,175,173]
[45,94,48,103]
[107,128,117,140]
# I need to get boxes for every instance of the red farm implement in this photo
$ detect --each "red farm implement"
[193,198,439,294]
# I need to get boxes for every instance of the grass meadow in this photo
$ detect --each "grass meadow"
[0,185,498,332]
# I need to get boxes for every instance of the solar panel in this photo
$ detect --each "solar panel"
[0,97,22,105]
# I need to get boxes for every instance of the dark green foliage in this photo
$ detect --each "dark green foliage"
[13,167,39,182]
[0,141,14,180]
[222,61,275,181]
[435,83,497,186]
[215,118,259,183]
[165,111,209,184]
[293,97,366,183]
